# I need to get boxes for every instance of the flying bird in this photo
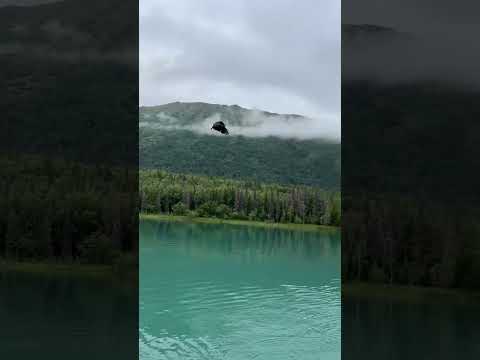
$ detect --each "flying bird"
[211,121,229,135]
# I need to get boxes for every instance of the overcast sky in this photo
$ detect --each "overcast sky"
[140,0,340,125]
[343,0,480,88]
[343,0,480,32]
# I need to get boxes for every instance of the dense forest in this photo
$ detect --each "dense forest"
[139,103,340,189]
[0,0,138,268]
[342,80,480,290]
[140,170,341,226]
[0,155,137,265]
[343,195,480,289]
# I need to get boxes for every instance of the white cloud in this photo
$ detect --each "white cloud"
[140,108,340,140]
[140,0,340,139]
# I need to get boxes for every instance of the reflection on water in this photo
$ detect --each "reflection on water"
[0,270,137,359]
[140,220,341,360]
[343,296,480,359]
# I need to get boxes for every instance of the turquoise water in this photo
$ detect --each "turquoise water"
[140,220,341,360]
[343,296,480,359]
[0,271,137,359]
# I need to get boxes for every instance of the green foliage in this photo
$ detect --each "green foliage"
[0,155,137,264]
[139,103,340,189]
[172,202,188,216]
[78,232,118,265]
[328,194,341,226]
[342,82,480,290]
[197,201,218,218]
[215,204,231,219]
[140,169,340,226]
[343,195,480,290]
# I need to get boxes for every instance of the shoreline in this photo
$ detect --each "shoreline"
[343,282,480,306]
[0,259,138,284]
[139,213,339,232]
[0,260,113,278]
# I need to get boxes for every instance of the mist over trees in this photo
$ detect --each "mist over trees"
[139,102,341,190]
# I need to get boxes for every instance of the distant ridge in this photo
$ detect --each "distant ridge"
[140,102,305,128]
[342,23,412,44]
[139,102,340,189]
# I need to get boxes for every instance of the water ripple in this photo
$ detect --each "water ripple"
[140,220,341,360]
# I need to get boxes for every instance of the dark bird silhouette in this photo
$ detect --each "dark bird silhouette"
[211,121,229,135]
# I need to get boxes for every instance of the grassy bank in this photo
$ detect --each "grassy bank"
[0,256,138,283]
[343,282,480,306]
[140,170,340,226]
[140,213,339,232]
[0,260,114,279]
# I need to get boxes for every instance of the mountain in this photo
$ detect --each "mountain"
[0,0,138,165]
[342,24,413,47]
[342,24,405,39]
[341,24,480,289]
[342,24,480,200]
[139,102,340,189]
[140,102,304,128]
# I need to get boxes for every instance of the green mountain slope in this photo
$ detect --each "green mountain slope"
[0,0,138,165]
[139,103,340,189]
[140,102,303,127]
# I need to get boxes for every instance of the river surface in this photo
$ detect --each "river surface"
[140,219,341,360]
[343,294,480,359]
[0,268,137,359]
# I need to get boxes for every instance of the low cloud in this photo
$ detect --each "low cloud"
[344,27,480,88]
[140,109,340,140]
[140,0,340,132]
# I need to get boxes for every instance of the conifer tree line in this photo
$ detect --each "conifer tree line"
[343,195,480,290]
[0,155,138,264]
[140,170,341,226]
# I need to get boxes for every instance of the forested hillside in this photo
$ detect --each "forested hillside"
[342,24,480,289]
[342,83,480,289]
[0,0,138,268]
[139,103,340,189]
[140,170,340,226]
[0,155,137,265]
[1,0,138,166]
